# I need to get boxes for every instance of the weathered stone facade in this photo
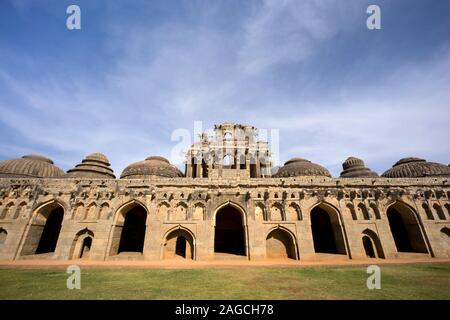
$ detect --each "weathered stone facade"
[0,123,449,262]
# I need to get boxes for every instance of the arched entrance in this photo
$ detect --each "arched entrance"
[362,236,375,258]
[80,237,92,259]
[163,228,194,260]
[0,228,7,245]
[266,229,297,259]
[214,204,246,256]
[21,202,64,256]
[362,229,385,259]
[440,227,450,256]
[310,204,346,255]
[69,229,94,260]
[118,206,147,253]
[109,202,148,256]
[386,203,427,253]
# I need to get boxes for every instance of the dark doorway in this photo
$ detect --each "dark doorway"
[202,160,208,178]
[250,162,257,178]
[214,205,246,255]
[387,206,427,253]
[362,236,376,258]
[118,206,147,253]
[175,236,187,258]
[311,207,338,253]
[80,237,92,259]
[35,207,64,254]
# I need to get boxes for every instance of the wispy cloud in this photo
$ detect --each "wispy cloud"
[0,1,449,177]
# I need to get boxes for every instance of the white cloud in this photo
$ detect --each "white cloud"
[0,1,449,178]
[238,0,349,74]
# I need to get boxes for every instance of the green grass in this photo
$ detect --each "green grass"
[0,264,449,299]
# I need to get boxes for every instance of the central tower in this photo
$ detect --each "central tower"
[185,122,272,178]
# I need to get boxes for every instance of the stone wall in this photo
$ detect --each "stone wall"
[0,176,449,261]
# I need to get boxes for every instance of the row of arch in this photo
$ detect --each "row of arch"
[3,199,450,260]
[346,202,381,221]
[254,202,302,221]
[3,199,449,225]
[72,202,111,221]
[422,203,450,220]
[0,201,27,220]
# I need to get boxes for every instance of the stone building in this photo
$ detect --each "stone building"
[0,123,449,262]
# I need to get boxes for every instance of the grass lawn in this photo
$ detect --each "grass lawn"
[0,264,449,299]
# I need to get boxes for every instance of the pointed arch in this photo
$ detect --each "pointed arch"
[357,203,370,220]
[433,204,446,220]
[346,203,357,220]
[440,227,450,255]
[193,202,205,221]
[0,227,7,245]
[98,202,110,220]
[287,203,302,221]
[30,199,69,217]
[69,228,95,260]
[269,202,283,221]
[441,227,450,238]
[20,200,65,256]
[172,202,188,221]
[1,202,14,219]
[422,203,434,220]
[212,201,248,226]
[213,202,248,256]
[108,200,149,256]
[13,202,27,219]
[73,203,85,220]
[369,203,381,220]
[361,229,385,258]
[386,201,428,254]
[162,226,195,260]
[223,154,233,167]
[266,226,299,260]
[85,202,98,220]
[157,201,170,221]
[309,202,347,255]
[445,204,450,220]
[254,202,266,221]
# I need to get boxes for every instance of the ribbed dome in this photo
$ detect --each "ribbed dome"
[120,156,183,179]
[340,157,378,178]
[0,154,64,178]
[66,153,115,179]
[274,157,331,178]
[382,157,450,178]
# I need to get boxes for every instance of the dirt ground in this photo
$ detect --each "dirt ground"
[1,257,449,269]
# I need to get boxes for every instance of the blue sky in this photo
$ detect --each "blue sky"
[0,0,449,177]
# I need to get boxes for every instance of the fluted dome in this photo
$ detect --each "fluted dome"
[274,157,331,178]
[120,156,183,179]
[382,157,450,178]
[66,153,115,179]
[340,157,378,178]
[0,154,64,178]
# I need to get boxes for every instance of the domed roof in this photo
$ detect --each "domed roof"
[120,156,183,179]
[274,157,331,178]
[340,157,378,178]
[0,154,65,178]
[382,157,450,178]
[66,153,115,179]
